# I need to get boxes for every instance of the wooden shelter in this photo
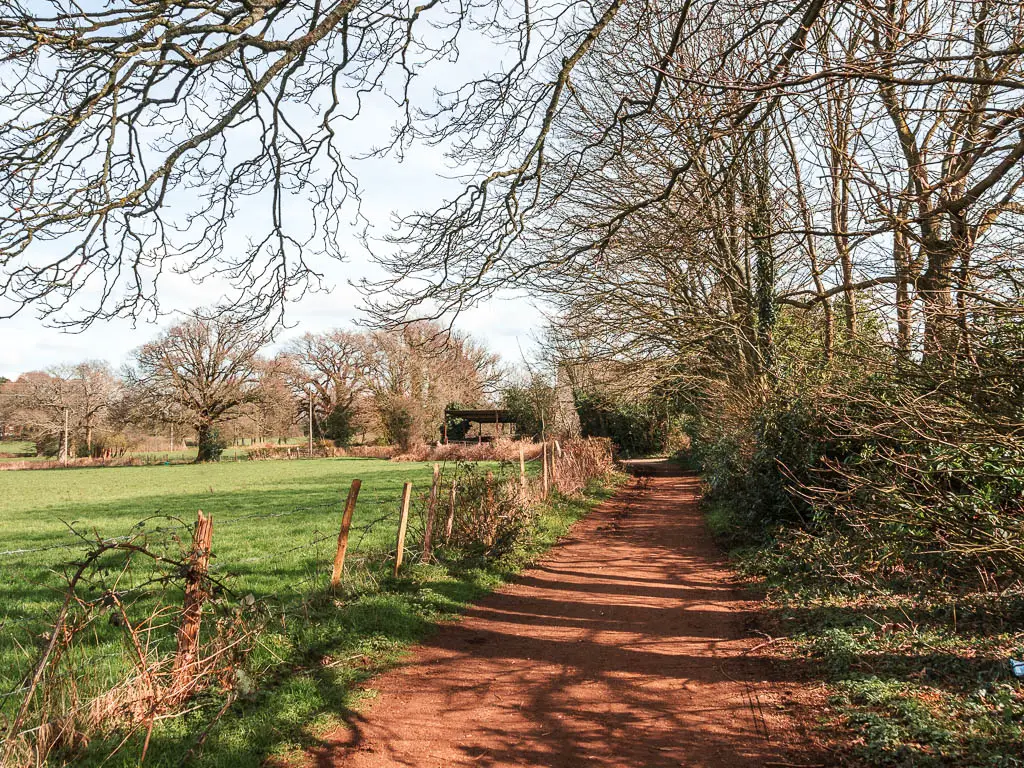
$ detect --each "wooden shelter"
[442,408,518,443]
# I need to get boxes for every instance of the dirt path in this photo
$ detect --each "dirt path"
[310,462,813,767]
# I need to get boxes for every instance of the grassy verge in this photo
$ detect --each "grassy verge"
[706,500,1024,768]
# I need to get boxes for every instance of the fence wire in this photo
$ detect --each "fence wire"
[0,442,612,767]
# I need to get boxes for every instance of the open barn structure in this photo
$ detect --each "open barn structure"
[442,408,518,444]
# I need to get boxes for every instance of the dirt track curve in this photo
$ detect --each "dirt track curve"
[309,461,813,768]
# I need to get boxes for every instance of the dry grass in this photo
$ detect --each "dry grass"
[0,456,151,471]
[553,438,615,496]
[394,438,543,463]
[1,545,257,768]
[246,442,398,460]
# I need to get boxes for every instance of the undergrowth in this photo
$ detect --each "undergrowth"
[709,501,1024,767]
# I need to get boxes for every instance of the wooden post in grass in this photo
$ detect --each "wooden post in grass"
[172,509,214,700]
[393,482,413,576]
[331,479,361,589]
[519,445,526,488]
[444,477,457,542]
[542,442,549,499]
[421,464,441,563]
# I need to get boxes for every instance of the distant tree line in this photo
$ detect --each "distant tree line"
[0,314,511,462]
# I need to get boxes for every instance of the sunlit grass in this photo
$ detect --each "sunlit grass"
[0,458,437,701]
[0,456,614,766]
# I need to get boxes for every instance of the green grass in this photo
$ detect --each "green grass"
[0,458,437,692]
[707,507,1024,767]
[0,437,308,463]
[0,439,37,457]
[0,457,619,766]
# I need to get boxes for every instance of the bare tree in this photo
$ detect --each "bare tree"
[65,361,120,454]
[0,363,120,457]
[0,0,651,329]
[282,330,367,439]
[129,313,265,461]
[362,322,503,446]
[246,357,300,444]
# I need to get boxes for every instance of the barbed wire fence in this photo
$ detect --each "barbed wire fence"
[0,439,614,767]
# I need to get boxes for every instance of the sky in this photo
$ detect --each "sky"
[0,210,543,378]
[0,25,545,381]
[0,139,544,378]
[0,280,542,380]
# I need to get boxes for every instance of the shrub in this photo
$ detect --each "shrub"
[322,405,356,446]
[381,400,417,450]
[574,392,666,455]
[687,351,1024,587]
[552,437,615,496]
[393,438,542,463]
[35,433,61,457]
[444,463,535,559]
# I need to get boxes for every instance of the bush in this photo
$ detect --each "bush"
[687,351,1024,587]
[322,405,356,446]
[92,432,139,458]
[443,463,536,560]
[575,392,666,455]
[552,437,615,496]
[381,400,417,450]
[799,378,1024,583]
[393,438,541,463]
[35,433,61,457]
[687,394,824,531]
[501,386,544,438]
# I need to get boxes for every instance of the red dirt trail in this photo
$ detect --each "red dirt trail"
[309,461,814,768]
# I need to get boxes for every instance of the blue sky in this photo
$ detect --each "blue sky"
[0,7,552,379]
[0,143,542,378]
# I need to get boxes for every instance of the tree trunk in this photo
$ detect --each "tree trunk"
[831,141,856,338]
[953,219,978,369]
[743,146,778,383]
[919,240,958,364]
[893,222,913,359]
[195,422,216,463]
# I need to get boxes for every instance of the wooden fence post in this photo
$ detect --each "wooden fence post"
[551,441,559,490]
[444,477,457,542]
[331,479,361,589]
[421,464,441,563]
[171,510,214,699]
[519,445,526,488]
[393,482,413,576]
[542,442,549,499]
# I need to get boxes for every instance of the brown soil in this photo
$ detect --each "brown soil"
[309,461,821,768]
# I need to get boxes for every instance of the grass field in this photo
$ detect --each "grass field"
[0,456,612,766]
[0,458,438,687]
[0,440,35,456]
[0,437,306,464]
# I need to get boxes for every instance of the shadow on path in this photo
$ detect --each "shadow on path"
[309,461,814,768]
